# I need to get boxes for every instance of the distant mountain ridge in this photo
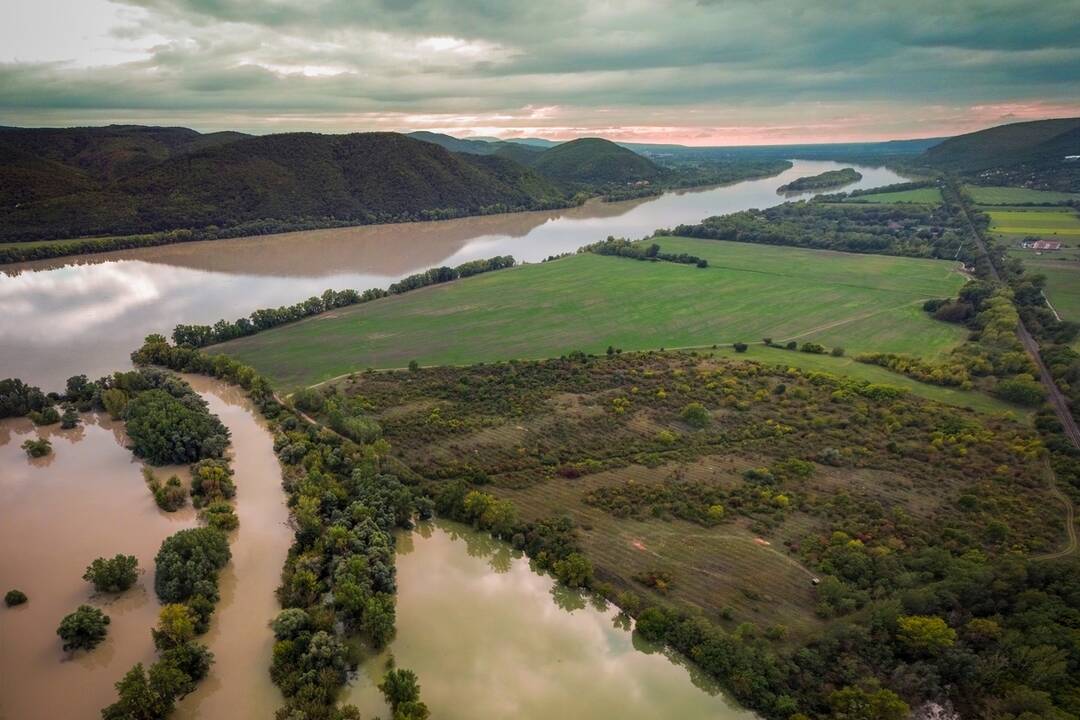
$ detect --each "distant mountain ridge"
[0,128,568,241]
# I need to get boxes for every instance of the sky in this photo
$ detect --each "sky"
[2,0,1079,145]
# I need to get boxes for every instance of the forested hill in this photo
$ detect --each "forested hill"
[0,128,569,242]
[918,117,1080,191]
[530,138,665,185]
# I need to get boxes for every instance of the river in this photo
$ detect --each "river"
[346,522,757,720]
[0,160,909,389]
[0,376,288,720]
[0,159,909,719]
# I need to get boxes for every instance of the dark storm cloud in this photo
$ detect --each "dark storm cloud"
[1,0,1077,141]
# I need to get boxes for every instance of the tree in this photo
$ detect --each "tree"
[101,388,128,419]
[101,661,192,720]
[154,527,230,604]
[553,552,593,588]
[828,687,908,720]
[379,668,421,710]
[57,604,110,651]
[84,554,139,593]
[125,389,228,465]
[897,615,956,653]
[60,406,80,429]
[680,402,711,428]
[153,604,197,651]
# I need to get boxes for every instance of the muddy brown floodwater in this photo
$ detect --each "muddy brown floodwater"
[0,376,290,720]
[346,522,758,720]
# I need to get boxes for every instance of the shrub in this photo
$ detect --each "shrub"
[5,589,27,606]
[30,406,61,426]
[21,438,51,458]
[291,387,324,413]
[144,469,188,512]
[785,341,797,350]
[190,458,235,507]
[993,375,1046,406]
[101,388,128,419]
[57,605,110,651]
[733,342,748,353]
[83,554,139,593]
[800,342,826,354]
[200,500,239,531]
[60,406,80,429]
[680,402,711,428]
[831,346,845,357]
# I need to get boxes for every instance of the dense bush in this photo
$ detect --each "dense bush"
[125,389,229,465]
[5,589,27,606]
[154,527,231,605]
[83,554,139,593]
[57,605,110,652]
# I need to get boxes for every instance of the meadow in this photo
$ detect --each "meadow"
[985,207,1080,237]
[212,237,967,389]
[965,185,1079,205]
[841,186,942,204]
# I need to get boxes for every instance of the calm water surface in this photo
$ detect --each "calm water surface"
[0,160,908,388]
[0,376,287,720]
[347,522,758,720]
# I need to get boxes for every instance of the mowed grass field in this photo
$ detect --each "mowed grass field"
[213,237,968,389]
[965,185,1080,205]
[986,207,1080,237]
[842,187,942,204]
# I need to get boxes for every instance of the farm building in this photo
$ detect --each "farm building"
[1020,239,1063,251]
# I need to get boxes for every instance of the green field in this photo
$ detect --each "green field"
[213,237,967,389]
[986,208,1080,237]
[843,187,942,204]
[965,185,1079,205]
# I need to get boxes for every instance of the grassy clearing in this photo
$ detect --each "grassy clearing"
[841,187,943,204]
[706,344,1026,418]
[986,208,1080,237]
[965,185,1079,205]
[213,238,967,389]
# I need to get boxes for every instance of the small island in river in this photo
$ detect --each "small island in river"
[777,167,862,192]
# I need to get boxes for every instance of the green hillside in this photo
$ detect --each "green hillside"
[921,118,1080,171]
[0,128,570,241]
[530,137,665,185]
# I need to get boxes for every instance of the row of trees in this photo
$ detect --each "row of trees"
[131,335,428,719]
[171,255,515,348]
[581,236,708,267]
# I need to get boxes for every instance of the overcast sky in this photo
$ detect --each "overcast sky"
[2,0,1078,144]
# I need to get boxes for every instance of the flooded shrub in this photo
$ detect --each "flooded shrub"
[101,388,128,419]
[60,406,80,429]
[20,437,51,458]
[5,589,27,606]
[29,405,61,426]
[190,458,236,508]
[83,554,139,593]
[57,605,110,652]
[200,500,239,531]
